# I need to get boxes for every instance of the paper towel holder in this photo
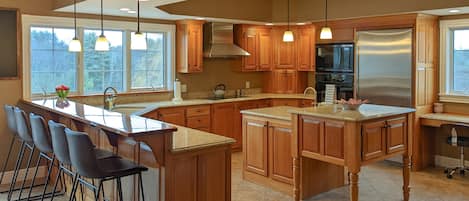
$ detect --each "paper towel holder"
[172,79,183,103]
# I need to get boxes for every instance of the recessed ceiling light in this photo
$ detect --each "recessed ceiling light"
[449,9,461,13]
[128,10,137,14]
[296,22,306,25]
[265,23,274,26]
[120,8,130,11]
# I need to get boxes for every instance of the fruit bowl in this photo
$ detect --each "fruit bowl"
[337,98,368,111]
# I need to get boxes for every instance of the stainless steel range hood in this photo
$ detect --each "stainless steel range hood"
[203,22,250,58]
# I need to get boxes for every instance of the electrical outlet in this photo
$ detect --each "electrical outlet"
[181,84,187,93]
[245,81,250,89]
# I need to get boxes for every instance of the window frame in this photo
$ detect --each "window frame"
[22,15,176,99]
[440,19,469,103]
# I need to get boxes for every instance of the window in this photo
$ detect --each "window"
[131,32,166,89]
[440,19,469,103]
[30,27,77,94]
[24,15,175,98]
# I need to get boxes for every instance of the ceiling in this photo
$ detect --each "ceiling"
[54,0,469,24]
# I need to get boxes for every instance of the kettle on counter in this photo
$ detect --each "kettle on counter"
[213,84,226,99]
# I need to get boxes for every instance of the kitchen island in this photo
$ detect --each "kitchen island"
[241,104,415,201]
[19,99,235,201]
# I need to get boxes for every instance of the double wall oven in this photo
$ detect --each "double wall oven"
[315,43,354,102]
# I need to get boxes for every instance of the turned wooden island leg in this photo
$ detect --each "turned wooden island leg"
[403,154,411,201]
[293,157,300,201]
[349,171,359,201]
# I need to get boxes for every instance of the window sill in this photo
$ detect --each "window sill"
[439,94,469,104]
[69,90,172,99]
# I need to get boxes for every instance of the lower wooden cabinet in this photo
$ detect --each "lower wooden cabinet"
[152,107,186,126]
[362,116,407,161]
[212,103,235,138]
[243,115,293,184]
[234,101,260,150]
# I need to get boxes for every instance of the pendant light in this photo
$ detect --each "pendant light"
[68,0,82,52]
[320,0,333,40]
[283,0,294,42]
[95,0,110,51]
[131,0,147,50]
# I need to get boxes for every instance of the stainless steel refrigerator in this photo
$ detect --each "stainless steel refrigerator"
[356,29,413,107]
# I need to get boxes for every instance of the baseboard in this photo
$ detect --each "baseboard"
[435,155,469,168]
[0,166,47,185]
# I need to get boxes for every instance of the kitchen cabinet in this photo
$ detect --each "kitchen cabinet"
[272,27,297,69]
[176,20,204,73]
[268,121,293,184]
[233,101,259,150]
[186,105,212,132]
[235,25,272,71]
[244,117,268,176]
[264,70,307,94]
[362,116,407,161]
[153,107,186,126]
[297,26,316,71]
[212,103,235,139]
[271,99,299,107]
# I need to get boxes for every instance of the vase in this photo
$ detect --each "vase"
[56,97,70,109]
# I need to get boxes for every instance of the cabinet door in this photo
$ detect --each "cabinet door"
[299,116,323,156]
[241,29,258,71]
[386,117,407,154]
[157,107,186,126]
[362,120,386,161]
[258,29,272,71]
[243,117,268,176]
[324,120,345,160]
[269,121,293,184]
[271,99,299,107]
[284,70,297,93]
[234,101,259,150]
[188,24,203,72]
[297,27,313,71]
[211,103,235,138]
[186,116,211,132]
[273,28,297,69]
[256,99,272,108]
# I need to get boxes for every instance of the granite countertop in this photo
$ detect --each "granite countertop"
[171,125,236,153]
[117,93,315,116]
[289,104,415,122]
[420,113,469,124]
[240,106,297,121]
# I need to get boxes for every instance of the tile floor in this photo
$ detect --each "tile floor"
[2,152,469,201]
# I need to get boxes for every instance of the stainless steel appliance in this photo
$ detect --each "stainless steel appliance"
[315,72,354,102]
[203,22,250,58]
[316,43,354,73]
[356,29,413,107]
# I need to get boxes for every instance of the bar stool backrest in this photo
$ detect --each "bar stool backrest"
[65,128,105,178]
[14,108,33,143]
[29,113,53,154]
[48,120,71,165]
[3,105,17,136]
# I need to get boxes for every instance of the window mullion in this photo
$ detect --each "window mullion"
[78,27,84,95]
[125,31,131,92]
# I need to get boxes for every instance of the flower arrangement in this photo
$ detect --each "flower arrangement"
[337,98,368,110]
[55,84,70,99]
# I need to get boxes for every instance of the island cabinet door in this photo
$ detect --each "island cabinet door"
[324,120,345,160]
[243,117,269,176]
[362,120,387,161]
[299,116,324,156]
[269,121,293,184]
[386,117,407,154]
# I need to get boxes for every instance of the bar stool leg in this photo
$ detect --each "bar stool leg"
[138,173,145,201]
[39,156,55,201]
[17,145,35,200]
[7,142,26,200]
[94,180,103,201]
[68,174,79,201]
[0,137,16,185]
[50,166,63,201]
[25,153,43,200]
[116,178,123,201]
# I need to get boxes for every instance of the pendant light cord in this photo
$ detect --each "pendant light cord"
[287,0,290,30]
[100,0,104,36]
[325,0,328,26]
[137,0,140,32]
[74,0,77,38]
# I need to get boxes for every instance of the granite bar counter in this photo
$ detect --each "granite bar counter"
[19,98,235,201]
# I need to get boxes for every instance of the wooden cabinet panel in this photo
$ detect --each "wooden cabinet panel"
[258,29,273,71]
[386,117,407,154]
[197,151,227,201]
[167,156,197,201]
[187,116,211,131]
[416,68,426,106]
[234,101,259,150]
[297,27,315,71]
[244,118,268,176]
[316,27,354,44]
[299,99,314,108]
[324,121,345,159]
[257,99,272,108]
[271,99,300,107]
[273,27,297,69]
[362,120,386,161]
[157,107,186,126]
[242,30,258,71]
[176,20,204,73]
[300,116,323,155]
[186,105,211,117]
[212,103,235,138]
[269,121,293,184]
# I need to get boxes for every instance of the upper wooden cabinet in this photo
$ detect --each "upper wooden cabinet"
[264,70,307,94]
[235,25,273,72]
[176,20,204,73]
[297,26,316,71]
[272,27,297,70]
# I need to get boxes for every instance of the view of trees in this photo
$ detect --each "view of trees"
[30,27,166,95]
[454,30,469,93]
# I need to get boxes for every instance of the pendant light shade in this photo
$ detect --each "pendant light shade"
[319,0,333,40]
[95,0,109,51]
[283,0,294,42]
[131,0,147,50]
[68,0,82,52]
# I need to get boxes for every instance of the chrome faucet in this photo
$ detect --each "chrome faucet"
[104,87,118,110]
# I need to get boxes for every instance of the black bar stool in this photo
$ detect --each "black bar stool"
[442,123,469,178]
[1,105,19,191]
[48,120,118,201]
[65,128,147,201]
[8,108,37,201]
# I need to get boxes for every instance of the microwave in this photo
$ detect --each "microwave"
[316,43,354,73]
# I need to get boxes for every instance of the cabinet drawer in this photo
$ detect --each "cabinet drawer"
[187,115,211,129]
[186,105,211,117]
